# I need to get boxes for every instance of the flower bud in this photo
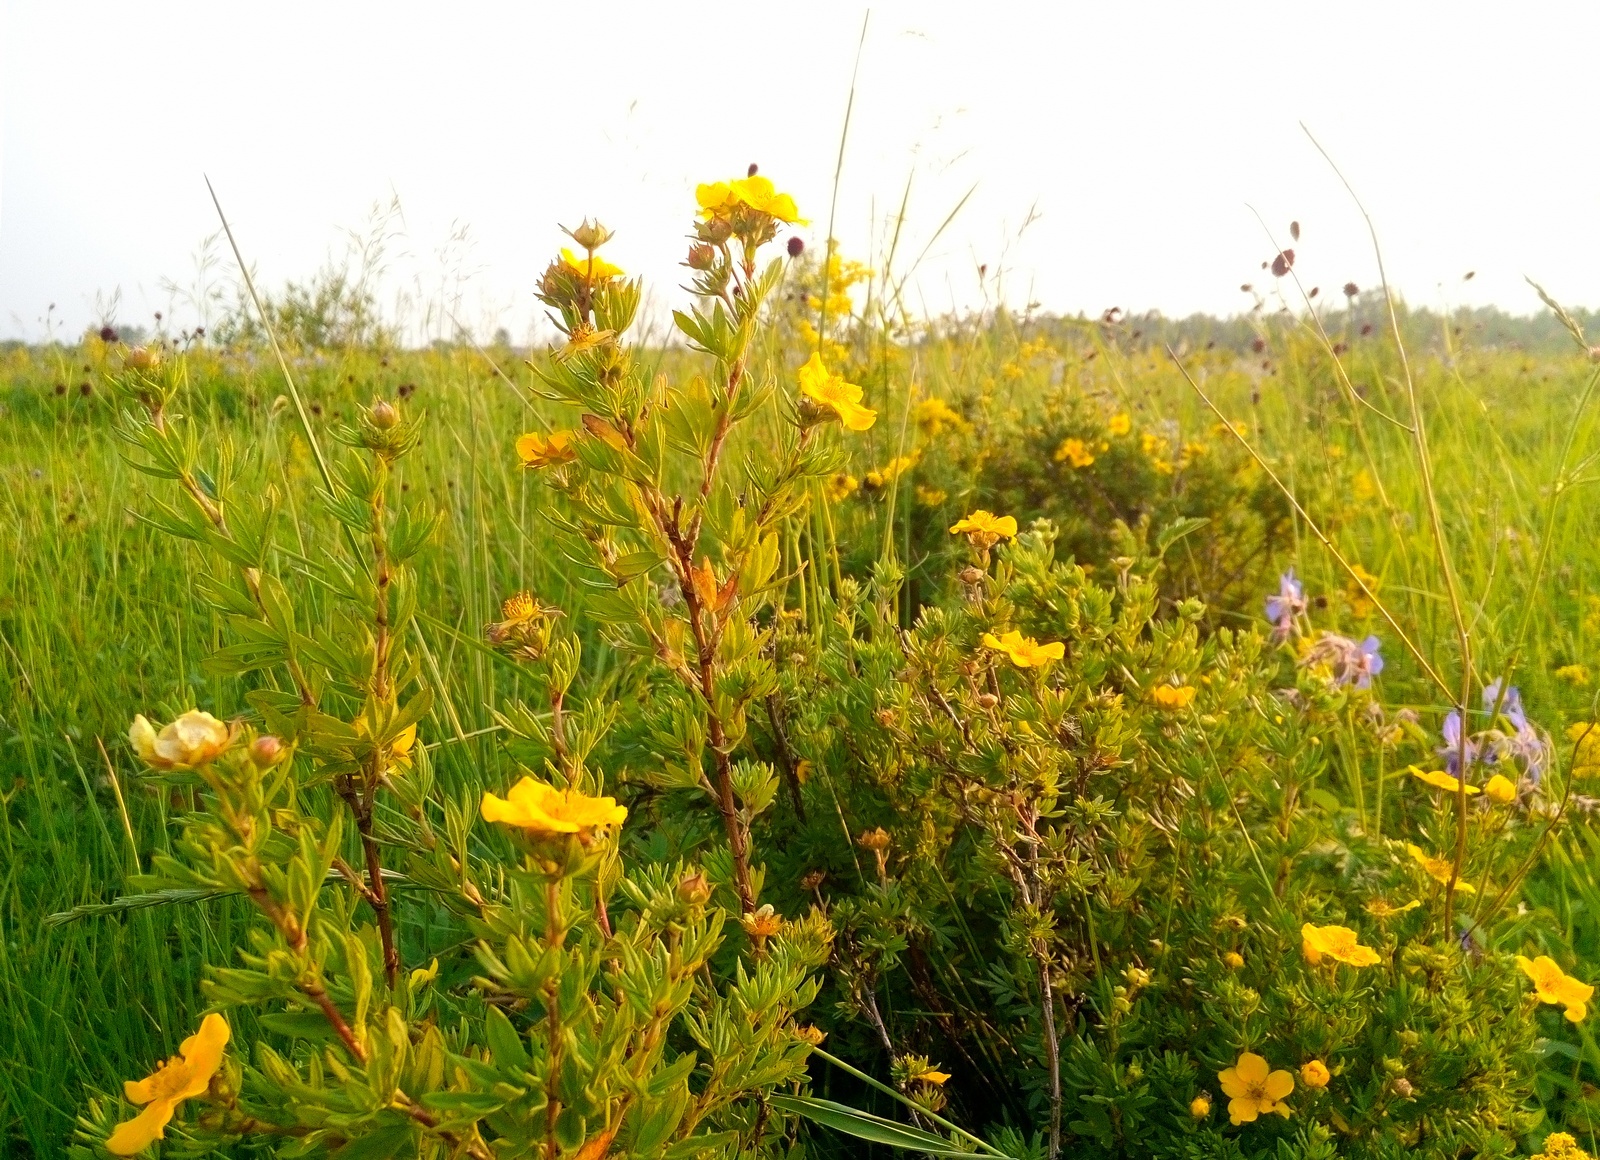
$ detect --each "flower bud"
[699,217,734,245]
[958,566,986,587]
[787,236,805,258]
[249,735,286,767]
[793,1024,826,1046]
[1391,1077,1414,1098]
[686,243,717,271]
[1189,1094,1211,1119]
[677,871,711,907]
[857,827,891,851]
[977,693,1000,710]
[124,346,162,373]
[368,399,400,429]
[1301,1060,1330,1089]
[1223,951,1245,970]
[568,219,613,250]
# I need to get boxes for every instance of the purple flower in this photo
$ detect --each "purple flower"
[1265,568,1306,640]
[1439,710,1479,774]
[1482,679,1527,731]
[1299,630,1384,689]
[1349,635,1384,689]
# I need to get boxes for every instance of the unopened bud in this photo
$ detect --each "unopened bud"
[958,566,986,587]
[677,871,711,907]
[687,243,717,271]
[249,735,285,767]
[1391,1077,1414,1098]
[699,217,733,245]
[977,693,1000,709]
[857,827,891,851]
[124,346,162,373]
[369,399,399,429]
[568,219,612,250]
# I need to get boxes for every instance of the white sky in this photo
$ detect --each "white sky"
[4,1,1600,342]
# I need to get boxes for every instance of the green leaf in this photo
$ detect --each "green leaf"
[484,1005,530,1072]
[1156,516,1210,557]
[769,1095,1013,1159]
[420,1090,506,1115]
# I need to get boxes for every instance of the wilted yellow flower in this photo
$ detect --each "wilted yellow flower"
[982,630,1065,669]
[1301,923,1381,967]
[559,248,624,282]
[1364,897,1421,920]
[1557,664,1591,686]
[1409,767,1480,795]
[480,777,627,842]
[798,353,876,431]
[949,510,1018,550]
[515,430,578,469]
[1406,843,1474,892]
[1300,1060,1330,1089]
[1517,955,1594,1023]
[742,903,784,939]
[1055,436,1096,468]
[128,711,232,771]
[1151,684,1197,711]
[1218,1052,1293,1124]
[106,1013,230,1155]
[857,827,891,851]
[793,1025,827,1046]
[1108,412,1132,436]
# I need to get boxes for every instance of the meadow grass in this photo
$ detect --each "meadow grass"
[4,314,1600,1154]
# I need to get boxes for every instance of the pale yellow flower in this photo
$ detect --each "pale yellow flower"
[128,711,232,771]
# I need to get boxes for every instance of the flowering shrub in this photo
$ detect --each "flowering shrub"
[65,175,1596,1160]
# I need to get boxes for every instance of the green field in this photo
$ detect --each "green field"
[7,271,1600,1159]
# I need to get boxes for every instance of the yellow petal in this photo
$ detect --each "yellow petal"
[106,1098,178,1156]
[1264,1069,1295,1101]
[1234,1052,1270,1085]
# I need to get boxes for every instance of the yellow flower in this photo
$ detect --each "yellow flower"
[353,716,418,767]
[824,473,860,503]
[729,175,806,224]
[1345,563,1380,618]
[1409,767,1480,795]
[480,777,628,842]
[1301,923,1381,967]
[914,396,966,436]
[902,1058,951,1086]
[1406,844,1475,892]
[1108,412,1132,436]
[106,1012,230,1156]
[793,1024,827,1046]
[1568,721,1600,778]
[1300,1060,1330,1089]
[1535,1132,1595,1160]
[949,510,1018,550]
[1223,951,1245,970]
[1218,1052,1294,1124]
[128,711,232,771]
[1557,664,1590,687]
[515,430,578,469]
[1054,436,1096,468]
[1485,774,1517,804]
[915,485,948,507]
[741,903,784,940]
[1151,684,1197,711]
[1517,955,1594,1023]
[798,353,876,431]
[982,630,1065,669]
[559,248,623,282]
[1189,1093,1212,1119]
[695,181,734,216]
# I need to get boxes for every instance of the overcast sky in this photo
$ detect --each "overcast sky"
[3,1,1599,342]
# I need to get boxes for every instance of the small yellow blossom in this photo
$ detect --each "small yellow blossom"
[915,396,966,437]
[949,510,1018,550]
[1345,563,1380,619]
[1405,843,1475,892]
[1409,767,1480,795]
[798,353,876,431]
[481,777,627,843]
[558,248,623,282]
[741,903,784,939]
[1301,923,1381,967]
[1300,1060,1330,1089]
[1567,721,1600,778]
[1189,1094,1212,1119]
[982,630,1065,669]
[1557,664,1591,686]
[824,473,860,503]
[106,1013,230,1155]
[695,181,734,216]
[793,1025,827,1046]
[1054,436,1096,468]
[1223,951,1245,970]
[1485,773,1517,804]
[915,485,948,506]
[1535,1132,1595,1160]
[516,430,578,469]
[729,175,805,224]
[1108,412,1132,436]
[901,1057,951,1086]
[1517,955,1594,1023]
[1218,1052,1294,1124]
[1152,684,1197,711]
[128,711,232,771]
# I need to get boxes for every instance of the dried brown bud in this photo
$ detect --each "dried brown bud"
[1270,249,1295,278]
[687,243,717,271]
[800,870,826,891]
[977,693,1000,709]
[1391,1077,1414,1098]
[958,566,985,587]
[857,827,891,851]
[567,219,612,250]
